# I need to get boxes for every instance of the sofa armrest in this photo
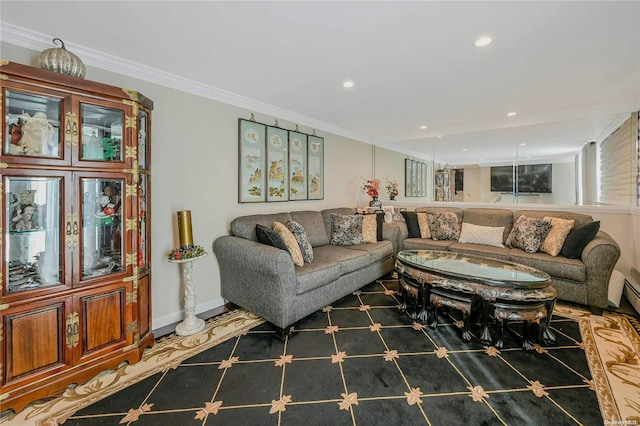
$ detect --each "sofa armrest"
[382,222,403,254]
[212,235,297,327]
[581,230,621,308]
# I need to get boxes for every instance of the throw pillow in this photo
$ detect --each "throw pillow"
[375,211,384,241]
[417,212,431,239]
[427,212,460,241]
[458,222,505,247]
[273,221,304,266]
[362,214,378,243]
[287,220,314,263]
[505,215,552,254]
[255,224,288,252]
[539,216,575,257]
[330,213,364,246]
[560,221,600,259]
[401,211,421,238]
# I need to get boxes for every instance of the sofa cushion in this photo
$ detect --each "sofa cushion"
[560,221,601,259]
[231,212,293,241]
[401,211,421,238]
[330,213,364,246]
[462,208,513,242]
[403,238,455,251]
[509,249,586,282]
[417,212,431,239]
[427,212,460,241]
[539,216,575,257]
[457,222,504,247]
[313,245,371,275]
[449,242,511,261]
[273,221,304,266]
[505,215,552,254]
[290,211,330,247]
[255,224,288,252]
[294,257,342,295]
[342,240,394,263]
[287,220,314,263]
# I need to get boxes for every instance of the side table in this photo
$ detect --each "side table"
[168,252,207,336]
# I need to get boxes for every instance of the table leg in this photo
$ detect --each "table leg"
[480,300,493,346]
[542,298,557,345]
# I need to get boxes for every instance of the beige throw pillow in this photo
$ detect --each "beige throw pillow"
[362,214,378,243]
[540,216,575,256]
[417,212,431,239]
[458,222,505,247]
[273,221,304,266]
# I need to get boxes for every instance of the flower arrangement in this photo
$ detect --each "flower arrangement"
[362,178,380,198]
[386,179,399,199]
[168,245,206,260]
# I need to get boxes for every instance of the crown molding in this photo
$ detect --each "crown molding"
[0,22,371,144]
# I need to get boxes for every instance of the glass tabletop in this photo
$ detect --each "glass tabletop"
[396,250,551,289]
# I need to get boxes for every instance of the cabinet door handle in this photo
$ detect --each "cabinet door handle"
[73,219,79,235]
[66,220,72,236]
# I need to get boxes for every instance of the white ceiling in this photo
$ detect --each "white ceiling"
[2,1,639,166]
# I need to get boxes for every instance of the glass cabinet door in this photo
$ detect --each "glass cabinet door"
[138,109,149,170]
[80,177,125,279]
[137,174,148,270]
[3,90,62,159]
[80,103,124,162]
[4,176,63,293]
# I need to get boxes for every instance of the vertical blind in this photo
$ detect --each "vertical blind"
[599,115,634,205]
[581,141,597,205]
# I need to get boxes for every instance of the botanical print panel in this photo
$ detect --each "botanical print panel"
[266,126,289,201]
[307,135,324,200]
[289,131,308,200]
[238,119,266,203]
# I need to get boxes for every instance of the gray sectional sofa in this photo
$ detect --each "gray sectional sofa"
[400,207,621,311]
[213,208,400,332]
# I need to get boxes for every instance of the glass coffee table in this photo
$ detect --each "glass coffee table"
[395,250,557,350]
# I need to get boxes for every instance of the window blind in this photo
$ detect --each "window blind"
[599,116,633,205]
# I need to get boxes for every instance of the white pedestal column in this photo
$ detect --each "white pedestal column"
[169,253,206,336]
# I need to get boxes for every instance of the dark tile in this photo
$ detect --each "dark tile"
[378,326,437,353]
[182,336,237,364]
[280,400,354,426]
[546,346,592,379]
[215,361,283,406]
[359,291,398,307]
[294,309,329,330]
[334,329,387,355]
[145,364,223,411]
[232,332,286,361]
[127,409,202,425]
[331,294,362,308]
[548,319,584,344]
[353,398,427,425]
[420,393,501,425]
[282,358,344,401]
[547,387,603,426]
[286,329,335,358]
[368,307,415,326]
[62,414,132,425]
[501,349,588,387]
[207,404,278,425]
[447,351,530,391]
[341,357,408,398]
[328,308,373,328]
[72,372,163,416]
[396,354,471,394]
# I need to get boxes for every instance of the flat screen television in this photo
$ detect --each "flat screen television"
[490,164,552,193]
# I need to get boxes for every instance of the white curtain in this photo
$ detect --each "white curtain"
[599,115,633,206]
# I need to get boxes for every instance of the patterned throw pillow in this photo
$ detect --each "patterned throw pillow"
[273,221,304,266]
[417,212,431,239]
[330,213,364,246]
[539,217,575,257]
[362,214,378,243]
[287,220,314,263]
[427,212,460,241]
[458,222,504,247]
[505,215,553,254]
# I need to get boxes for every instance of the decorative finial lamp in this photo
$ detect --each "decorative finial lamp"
[168,210,207,336]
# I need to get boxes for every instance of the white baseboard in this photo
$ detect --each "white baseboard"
[624,277,640,315]
[152,297,226,331]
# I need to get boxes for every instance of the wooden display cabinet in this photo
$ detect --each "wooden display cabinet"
[0,61,153,414]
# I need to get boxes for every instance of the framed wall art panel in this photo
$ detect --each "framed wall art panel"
[265,125,289,202]
[307,135,324,200]
[238,119,266,203]
[289,131,308,200]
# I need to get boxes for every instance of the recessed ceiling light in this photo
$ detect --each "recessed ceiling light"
[474,36,492,47]
[462,148,468,152]
[507,112,517,117]
[342,80,354,88]
[520,143,527,146]
[420,125,428,129]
